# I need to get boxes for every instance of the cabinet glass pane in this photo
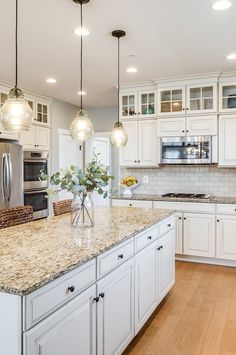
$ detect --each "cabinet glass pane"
[37,113,42,122]
[141,105,148,115]
[28,100,33,110]
[0,93,7,106]
[190,99,201,111]
[202,86,213,98]
[122,106,128,116]
[161,102,171,112]
[203,98,213,110]
[37,104,42,113]
[129,95,135,105]
[148,93,155,103]
[43,105,47,114]
[141,94,147,104]
[172,90,182,101]
[172,101,182,112]
[43,114,47,123]
[161,91,171,101]
[141,104,155,115]
[122,96,128,105]
[190,88,201,99]
[222,85,236,109]
[129,106,135,115]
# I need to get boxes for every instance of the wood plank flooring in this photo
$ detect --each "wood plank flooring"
[123,261,236,355]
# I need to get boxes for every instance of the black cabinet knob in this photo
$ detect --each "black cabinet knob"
[138,160,140,163]
[182,108,185,111]
[99,292,105,298]
[217,219,220,222]
[157,247,160,251]
[179,217,182,220]
[134,160,137,163]
[167,224,171,227]
[186,130,189,133]
[182,130,185,133]
[94,296,100,302]
[68,286,75,293]
[118,254,124,260]
[147,236,152,240]
[184,217,186,220]
[160,246,163,249]
[129,204,132,207]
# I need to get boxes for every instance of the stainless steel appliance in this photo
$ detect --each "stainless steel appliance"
[162,193,211,199]
[161,136,212,164]
[24,151,48,190]
[24,189,48,220]
[0,140,23,209]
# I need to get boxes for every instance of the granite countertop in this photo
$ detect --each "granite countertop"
[112,194,236,205]
[0,206,174,296]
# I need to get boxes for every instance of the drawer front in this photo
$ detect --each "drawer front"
[112,199,152,208]
[135,225,158,252]
[159,216,175,236]
[97,239,134,279]
[153,201,215,214]
[24,259,96,330]
[216,204,236,215]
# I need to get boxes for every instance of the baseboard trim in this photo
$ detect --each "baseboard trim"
[176,254,236,268]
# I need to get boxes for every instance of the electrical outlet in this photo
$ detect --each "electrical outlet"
[143,175,149,184]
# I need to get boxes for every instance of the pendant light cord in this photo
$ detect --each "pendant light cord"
[15,0,18,89]
[117,36,120,124]
[80,3,83,109]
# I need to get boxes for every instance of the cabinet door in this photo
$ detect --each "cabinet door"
[183,213,215,257]
[24,285,96,355]
[120,121,138,166]
[138,120,157,166]
[216,216,236,260]
[186,115,217,136]
[157,117,186,137]
[97,259,134,355]
[186,84,217,114]
[157,229,175,303]
[20,126,36,150]
[158,87,185,116]
[219,115,236,167]
[135,243,158,334]
[36,127,50,151]
[219,83,236,113]
[138,91,157,118]
[120,93,138,120]
[36,102,50,126]
[175,213,183,254]
[0,123,20,141]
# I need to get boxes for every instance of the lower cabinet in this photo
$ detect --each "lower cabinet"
[24,285,96,355]
[183,213,215,257]
[216,215,236,260]
[20,126,50,151]
[97,259,134,355]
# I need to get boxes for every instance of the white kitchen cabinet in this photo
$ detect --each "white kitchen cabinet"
[175,213,183,254]
[134,243,158,334]
[157,116,217,138]
[20,126,50,151]
[120,120,158,167]
[138,91,157,118]
[157,229,175,302]
[0,124,20,141]
[219,83,236,113]
[120,92,138,120]
[216,215,236,260]
[219,115,236,167]
[158,86,185,116]
[186,84,217,114]
[112,199,153,208]
[24,285,96,355]
[36,101,50,126]
[183,213,215,257]
[120,89,157,120]
[97,259,134,355]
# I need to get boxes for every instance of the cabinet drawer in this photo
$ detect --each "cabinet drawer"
[24,259,96,330]
[97,239,134,279]
[135,225,158,252]
[112,199,152,208]
[216,204,236,215]
[159,216,175,236]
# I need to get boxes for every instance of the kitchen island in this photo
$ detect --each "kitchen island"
[0,206,175,355]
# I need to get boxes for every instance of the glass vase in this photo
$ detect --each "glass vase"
[71,192,94,228]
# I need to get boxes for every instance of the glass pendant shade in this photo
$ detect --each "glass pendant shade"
[0,88,33,131]
[110,121,128,147]
[70,108,94,141]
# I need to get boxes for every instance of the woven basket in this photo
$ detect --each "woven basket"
[0,205,33,229]
[53,199,72,216]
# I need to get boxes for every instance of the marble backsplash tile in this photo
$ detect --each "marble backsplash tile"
[120,165,236,197]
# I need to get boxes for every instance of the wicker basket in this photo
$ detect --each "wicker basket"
[0,205,33,229]
[53,199,72,216]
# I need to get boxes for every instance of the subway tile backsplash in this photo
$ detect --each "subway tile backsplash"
[120,165,236,197]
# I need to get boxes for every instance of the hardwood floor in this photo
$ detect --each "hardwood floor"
[124,261,236,355]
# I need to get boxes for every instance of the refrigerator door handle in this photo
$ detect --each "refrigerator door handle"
[7,153,12,202]
[2,153,8,206]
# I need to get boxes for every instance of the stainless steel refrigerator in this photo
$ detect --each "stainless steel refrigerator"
[0,141,23,209]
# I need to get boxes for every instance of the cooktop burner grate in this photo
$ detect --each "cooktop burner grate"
[162,193,211,199]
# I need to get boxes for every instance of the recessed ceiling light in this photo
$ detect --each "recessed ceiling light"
[74,27,90,36]
[227,53,236,60]
[126,67,138,73]
[46,78,57,84]
[212,0,232,10]
[78,91,87,95]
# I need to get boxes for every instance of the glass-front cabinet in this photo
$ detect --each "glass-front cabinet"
[158,87,185,115]
[120,93,138,119]
[187,84,217,114]
[120,90,157,120]
[138,91,156,118]
[36,101,50,126]
[219,83,236,112]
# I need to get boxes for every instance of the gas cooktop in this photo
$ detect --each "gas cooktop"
[162,193,212,199]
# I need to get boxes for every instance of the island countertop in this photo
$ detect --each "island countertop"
[0,206,174,296]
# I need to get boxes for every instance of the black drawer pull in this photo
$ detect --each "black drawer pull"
[167,224,171,227]
[94,297,100,302]
[99,292,105,298]
[160,246,163,249]
[118,254,124,260]
[68,286,75,293]
[147,236,152,240]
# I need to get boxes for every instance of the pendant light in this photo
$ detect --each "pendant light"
[70,0,94,142]
[110,30,128,147]
[0,0,33,131]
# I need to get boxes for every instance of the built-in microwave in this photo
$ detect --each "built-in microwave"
[24,151,48,190]
[161,136,212,164]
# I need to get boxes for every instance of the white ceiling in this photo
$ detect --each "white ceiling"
[0,0,236,107]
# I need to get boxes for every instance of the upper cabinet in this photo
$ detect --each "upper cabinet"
[120,87,157,120]
[158,86,185,116]
[219,83,236,113]
[187,84,217,114]
[218,115,236,167]
[35,101,50,126]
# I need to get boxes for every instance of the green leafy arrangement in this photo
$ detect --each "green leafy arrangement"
[40,153,114,199]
